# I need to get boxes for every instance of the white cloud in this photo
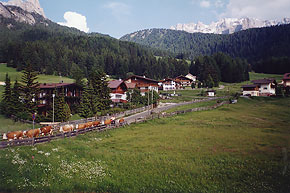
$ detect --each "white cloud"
[200,0,211,8]
[58,11,89,33]
[221,0,290,20]
[104,2,131,17]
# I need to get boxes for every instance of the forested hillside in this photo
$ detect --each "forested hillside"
[0,18,185,80]
[121,25,290,73]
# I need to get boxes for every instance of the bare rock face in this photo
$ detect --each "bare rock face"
[0,0,47,26]
[170,18,290,34]
[2,0,45,18]
[0,2,13,18]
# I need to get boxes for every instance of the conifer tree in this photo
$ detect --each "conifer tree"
[88,70,111,111]
[11,80,23,116]
[1,73,13,117]
[79,85,94,118]
[54,88,70,122]
[20,64,40,114]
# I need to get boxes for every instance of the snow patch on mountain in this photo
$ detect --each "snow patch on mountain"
[170,18,290,34]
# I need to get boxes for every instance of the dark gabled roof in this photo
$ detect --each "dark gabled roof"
[39,83,76,89]
[283,73,290,80]
[175,75,192,81]
[251,78,276,84]
[126,75,159,83]
[160,78,175,82]
[241,84,258,88]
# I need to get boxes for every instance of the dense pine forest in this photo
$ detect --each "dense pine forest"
[0,18,183,80]
[121,24,290,74]
[0,17,249,83]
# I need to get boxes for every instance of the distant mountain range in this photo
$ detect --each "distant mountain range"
[120,24,290,65]
[170,17,290,34]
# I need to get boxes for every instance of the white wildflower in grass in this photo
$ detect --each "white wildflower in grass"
[11,153,27,166]
[38,151,44,154]
[57,160,108,183]
[52,148,59,152]
[94,138,102,141]
[31,147,37,151]
[44,152,50,157]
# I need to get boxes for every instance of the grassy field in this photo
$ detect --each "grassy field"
[0,115,41,133]
[0,63,74,98]
[0,97,289,192]
[0,63,74,83]
[164,98,228,113]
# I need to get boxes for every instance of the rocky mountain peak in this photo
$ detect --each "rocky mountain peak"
[170,17,290,34]
[2,0,45,18]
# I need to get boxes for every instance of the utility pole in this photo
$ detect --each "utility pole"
[52,94,55,123]
[148,86,150,115]
[151,88,153,109]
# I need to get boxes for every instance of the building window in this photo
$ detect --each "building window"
[116,95,122,99]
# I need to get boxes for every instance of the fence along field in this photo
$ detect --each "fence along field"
[0,99,230,149]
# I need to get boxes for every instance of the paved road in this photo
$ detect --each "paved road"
[124,97,226,124]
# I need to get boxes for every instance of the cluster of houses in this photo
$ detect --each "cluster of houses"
[109,73,197,103]
[36,72,290,115]
[36,73,197,115]
[241,73,290,96]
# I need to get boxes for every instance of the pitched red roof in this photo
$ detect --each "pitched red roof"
[251,78,276,84]
[283,73,290,80]
[108,80,123,89]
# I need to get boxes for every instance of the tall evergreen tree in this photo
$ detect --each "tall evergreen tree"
[1,73,13,117]
[11,80,23,116]
[20,64,40,114]
[79,85,94,118]
[54,88,70,122]
[88,70,111,111]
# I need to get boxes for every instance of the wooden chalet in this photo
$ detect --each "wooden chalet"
[108,80,128,103]
[38,83,82,115]
[251,78,277,96]
[124,75,159,95]
[159,78,176,91]
[174,75,193,89]
[241,84,259,96]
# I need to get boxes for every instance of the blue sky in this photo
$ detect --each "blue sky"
[3,0,290,38]
[40,0,228,38]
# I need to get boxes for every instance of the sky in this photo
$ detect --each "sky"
[3,0,290,38]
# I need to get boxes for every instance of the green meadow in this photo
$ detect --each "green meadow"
[0,97,289,192]
[0,63,74,84]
